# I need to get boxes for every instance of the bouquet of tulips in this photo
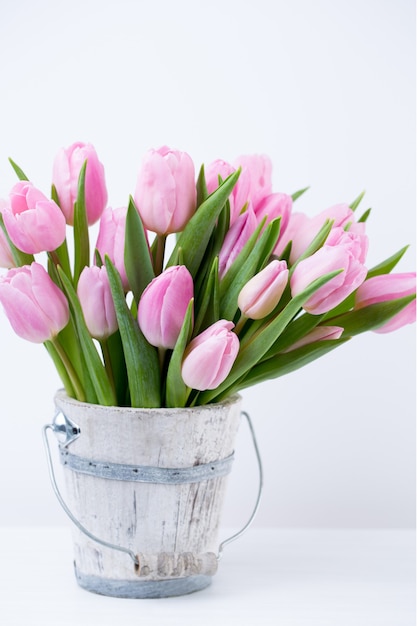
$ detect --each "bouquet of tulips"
[0,144,415,408]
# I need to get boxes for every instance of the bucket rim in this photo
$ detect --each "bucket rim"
[54,389,242,415]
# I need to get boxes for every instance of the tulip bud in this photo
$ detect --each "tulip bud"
[218,208,258,278]
[355,273,416,333]
[138,265,194,349]
[0,262,69,343]
[134,146,196,235]
[282,326,344,352]
[2,181,66,254]
[181,320,239,391]
[290,235,367,314]
[238,260,289,319]
[52,142,108,225]
[96,207,129,291]
[77,266,118,339]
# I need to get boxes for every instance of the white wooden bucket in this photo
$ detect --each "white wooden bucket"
[49,390,244,598]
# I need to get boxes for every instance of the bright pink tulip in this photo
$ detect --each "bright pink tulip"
[283,326,344,352]
[0,262,69,343]
[254,192,292,235]
[234,154,272,209]
[134,146,196,235]
[290,235,368,314]
[52,142,108,225]
[238,260,289,319]
[181,320,239,390]
[2,181,66,254]
[138,265,193,349]
[205,159,250,223]
[77,266,118,339]
[355,273,416,333]
[96,207,129,291]
[218,207,258,278]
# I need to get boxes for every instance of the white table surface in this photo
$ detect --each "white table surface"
[0,527,414,626]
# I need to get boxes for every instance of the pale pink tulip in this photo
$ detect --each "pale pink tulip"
[254,192,292,235]
[355,273,416,333]
[96,207,129,291]
[274,212,311,261]
[238,260,289,319]
[234,154,272,209]
[290,237,367,314]
[181,320,239,390]
[0,263,69,342]
[138,265,193,349]
[52,142,108,225]
[0,201,15,268]
[218,207,258,278]
[205,159,250,223]
[77,266,118,339]
[283,326,344,352]
[2,181,66,254]
[134,146,196,235]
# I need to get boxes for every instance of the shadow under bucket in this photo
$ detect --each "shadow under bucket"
[43,391,262,599]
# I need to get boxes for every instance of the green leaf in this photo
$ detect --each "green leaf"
[44,340,75,397]
[105,257,161,407]
[357,208,371,223]
[262,312,325,358]
[73,161,89,287]
[0,214,34,267]
[366,246,409,279]
[198,268,343,404]
[350,190,366,211]
[326,294,415,336]
[58,267,116,406]
[124,196,155,303]
[166,168,241,277]
[194,257,220,335]
[8,157,29,181]
[165,299,194,407]
[196,164,209,207]
[291,186,310,202]
[236,338,350,392]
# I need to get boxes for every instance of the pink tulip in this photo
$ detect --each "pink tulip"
[0,262,69,343]
[290,232,368,314]
[238,260,289,319]
[138,265,194,349]
[218,207,258,278]
[181,320,239,390]
[96,207,129,291]
[275,204,360,265]
[2,181,66,254]
[77,266,118,339]
[234,154,272,209]
[205,159,250,223]
[355,273,416,333]
[282,326,344,352]
[0,201,15,268]
[134,146,196,235]
[52,142,108,225]
[254,192,292,235]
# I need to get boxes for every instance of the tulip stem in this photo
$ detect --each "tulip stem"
[100,338,116,398]
[154,235,167,275]
[234,313,248,336]
[51,336,86,402]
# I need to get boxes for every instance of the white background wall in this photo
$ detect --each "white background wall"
[0,0,414,529]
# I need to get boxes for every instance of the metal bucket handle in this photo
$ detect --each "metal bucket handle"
[42,408,263,571]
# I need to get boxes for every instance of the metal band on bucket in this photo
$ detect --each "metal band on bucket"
[59,448,235,484]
